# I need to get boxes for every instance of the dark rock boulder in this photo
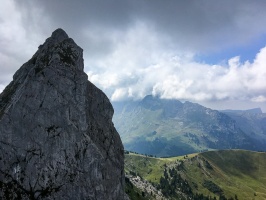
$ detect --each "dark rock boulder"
[0,28,125,199]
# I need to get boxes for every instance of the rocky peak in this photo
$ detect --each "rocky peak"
[0,29,126,199]
[51,28,69,42]
[13,28,83,83]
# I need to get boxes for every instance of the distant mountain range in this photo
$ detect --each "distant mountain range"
[113,95,266,157]
[221,108,266,141]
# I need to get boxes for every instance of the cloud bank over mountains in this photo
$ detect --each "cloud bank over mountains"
[88,43,266,104]
[1,0,266,111]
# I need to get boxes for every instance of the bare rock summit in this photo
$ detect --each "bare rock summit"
[0,28,125,199]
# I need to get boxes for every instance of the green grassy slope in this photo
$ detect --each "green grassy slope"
[125,152,197,184]
[125,150,266,200]
[195,150,266,199]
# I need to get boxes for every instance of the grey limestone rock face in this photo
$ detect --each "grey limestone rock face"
[0,28,125,199]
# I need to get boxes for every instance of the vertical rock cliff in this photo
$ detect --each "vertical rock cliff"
[0,29,125,199]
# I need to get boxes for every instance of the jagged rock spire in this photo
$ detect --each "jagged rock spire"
[0,29,126,199]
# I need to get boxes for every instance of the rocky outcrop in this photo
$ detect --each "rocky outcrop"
[0,29,125,199]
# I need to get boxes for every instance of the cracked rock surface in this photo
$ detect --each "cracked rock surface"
[0,28,125,199]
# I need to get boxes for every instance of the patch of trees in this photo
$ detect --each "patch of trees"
[129,170,137,177]
[157,167,193,197]
[156,166,238,200]
[202,180,223,195]
[205,160,213,170]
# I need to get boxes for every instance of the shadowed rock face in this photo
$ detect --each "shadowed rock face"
[0,29,125,199]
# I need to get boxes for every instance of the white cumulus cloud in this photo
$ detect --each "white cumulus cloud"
[87,33,266,105]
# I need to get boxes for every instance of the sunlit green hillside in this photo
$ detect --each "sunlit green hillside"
[125,150,266,200]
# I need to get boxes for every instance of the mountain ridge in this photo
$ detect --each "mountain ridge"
[113,95,266,157]
[125,149,266,200]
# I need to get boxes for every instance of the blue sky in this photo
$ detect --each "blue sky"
[196,34,266,64]
[1,0,266,112]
